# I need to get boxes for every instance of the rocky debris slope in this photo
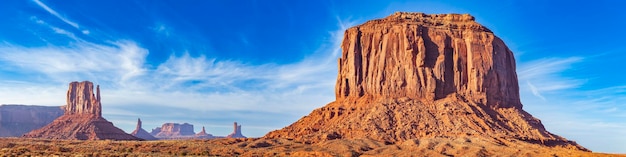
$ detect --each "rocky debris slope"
[226,122,246,138]
[22,81,140,140]
[0,105,63,137]
[265,12,586,151]
[130,118,157,140]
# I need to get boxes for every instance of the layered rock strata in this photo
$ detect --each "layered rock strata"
[0,105,63,137]
[23,81,140,140]
[265,12,586,151]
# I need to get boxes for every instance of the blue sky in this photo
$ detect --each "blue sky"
[0,0,625,153]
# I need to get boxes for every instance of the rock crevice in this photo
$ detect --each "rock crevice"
[335,13,519,109]
[65,82,102,116]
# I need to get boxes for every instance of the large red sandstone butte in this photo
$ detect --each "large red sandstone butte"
[23,81,140,140]
[265,12,587,151]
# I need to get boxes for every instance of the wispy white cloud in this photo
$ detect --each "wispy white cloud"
[0,17,358,137]
[517,56,626,153]
[32,0,89,34]
[518,57,584,99]
[525,81,545,100]
[0,41,147,84]
[30,16,79,41]
[152,23,170,37]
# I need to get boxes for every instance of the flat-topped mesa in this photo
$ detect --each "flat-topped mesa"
[153,123,196,138]
[65,81,102,117]
[336,12,519,108]
[266,12,586,151]
[362,12,490,33]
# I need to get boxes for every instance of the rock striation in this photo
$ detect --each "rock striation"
[226,122,246,138]
[334,12,519,108]
[0,105,63,137]
[65,81,102,116]
[23,81,140,140]
[265,12,586,151]
[130,118,157,140]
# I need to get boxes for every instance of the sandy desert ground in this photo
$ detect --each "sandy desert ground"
[0,137,622,157]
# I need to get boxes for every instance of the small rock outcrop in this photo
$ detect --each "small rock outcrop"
[130,118,157,140]
[151,123,195,139]
[265,12,586,151]
[226,122,246,138]
[23,81,141,140]
[0,105,63,137]
[195,126,214,139]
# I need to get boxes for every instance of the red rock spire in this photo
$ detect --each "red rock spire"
[136,118,142,130]
[226,122,246,138]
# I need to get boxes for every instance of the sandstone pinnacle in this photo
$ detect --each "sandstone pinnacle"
[227,122,246,138]
[23,81,141,140]
[65,81,102,117]
[131,118,157,140]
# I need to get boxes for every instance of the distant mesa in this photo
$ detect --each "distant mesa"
[151,123,195,139]
[226,122,246,138]
[130,118,157,140]
[265,12,587,151]
[23,81,141,140]
[150,122,215,139]
[0,104,63,137]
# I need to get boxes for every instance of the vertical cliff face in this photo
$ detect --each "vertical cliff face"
[0,105,63,137]
[23,81,140,140]
[65,81,102,116]
[266,12,586,151]
[335,12,520,108]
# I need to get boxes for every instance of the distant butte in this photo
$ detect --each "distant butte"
[130,118,157,140]
[265,12,587,151]
[226,122,246,138]
[23,81,140,140]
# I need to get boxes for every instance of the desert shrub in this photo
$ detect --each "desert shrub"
[55,146,71,152]
[15,147,30,154]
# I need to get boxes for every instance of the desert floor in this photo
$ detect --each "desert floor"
[0,137,622,157]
